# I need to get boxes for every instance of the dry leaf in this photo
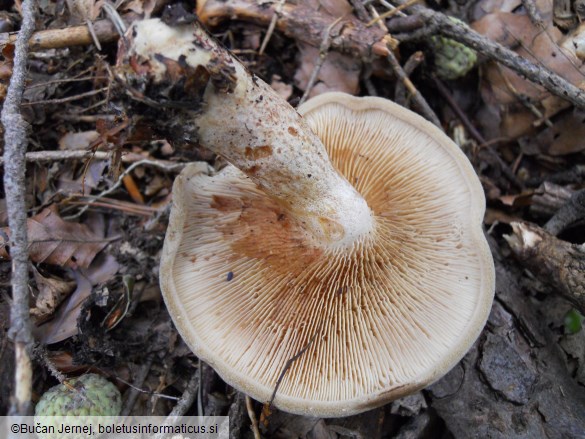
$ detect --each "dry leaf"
[34,269,93,344]
[66,0,104,22]
[31,267,77,322]
[473,6,585,140]
[294,42,360,98]
[270,75,293,101]
[306,0,353,16]
[57,160,108,194]
[521,108,585,155]
[34,252,120,344]
[58,131,100,150]
[121,0,158,17]
[498,191,534,207]
[484,208,523,225]
[0,206,113,269]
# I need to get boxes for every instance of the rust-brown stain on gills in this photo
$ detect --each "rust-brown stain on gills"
[210,195,245,211]
[209,194,322,278]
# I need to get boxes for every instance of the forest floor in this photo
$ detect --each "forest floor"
[1,0,584,438]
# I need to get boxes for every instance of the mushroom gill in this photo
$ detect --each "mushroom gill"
[161,94,494,417]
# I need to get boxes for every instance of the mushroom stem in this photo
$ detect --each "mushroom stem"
[121,19,374,247]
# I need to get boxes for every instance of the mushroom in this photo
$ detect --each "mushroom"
[121,19,495,417]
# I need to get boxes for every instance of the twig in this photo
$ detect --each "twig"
[496,64,553,128]
[0,150,183,167]
[0,19,119,50]
[368,5,388,32]
[245,396,261,439]
[258,0,285,55]
[505,222,585,314]
[63,158,187,219]
[521,0,546,29]
[120,353,155,416]
[25,76,108,90]
[393,0,585,109]
[379,0,408,17]
[21,87,108,106]
[101,1,127,36]
[54,114,117,122]
[269,331,320,407]
[385,48,441,127]
[197,358,204,416]
[153,372,200,439]
[298,17,343,106]
[349,0,370,22]
[526,165,585,188]
[64,198,161,216]
[167,372,199,417]
[394,22,439,42]
[363,64,378,96]
[394,51,424,107]
[367,0,420,27]
[113,374,180,401]
[430,76,484,144]
[2,0,37,417]
[431,75,523,189]
[0,4,170,51]
[35,345,66,384]
[385,14,424,33]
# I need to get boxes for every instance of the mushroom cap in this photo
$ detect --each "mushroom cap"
[160,92,495,417]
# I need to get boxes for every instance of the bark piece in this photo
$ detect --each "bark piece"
[545,189,585,236]
[530,182,574,219]
[505,222,585,314]
[478,332,537,404]
[429,261,585,438]
[394,411,431,439]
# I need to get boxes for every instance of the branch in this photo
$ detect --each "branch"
[0,150,183,167]
[395,0,585,109]
[197,0,388,59]
[386,49,440,126]
[0,18,118,51]
[0,2,171,51]
[545,189,585,236]
[1,0,37,416]
[505,222,585,314]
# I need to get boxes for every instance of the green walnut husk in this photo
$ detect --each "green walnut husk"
[430,18,477,80]
[34,374,121,439]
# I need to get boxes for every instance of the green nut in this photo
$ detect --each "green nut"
[430,18,477,80]
[34,374,121,439]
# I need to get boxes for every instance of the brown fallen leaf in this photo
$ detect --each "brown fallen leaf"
[31,267,77,322]
[472,3,585,140]
[58,130,100,150]
[498,190,534,207]
[520,108,585,156]
[0,206,115,269]
[34,269,93,344]
[34,252,120,344]
[294,42,361,98]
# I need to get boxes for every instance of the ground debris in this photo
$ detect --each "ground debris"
[1,0,584,436]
